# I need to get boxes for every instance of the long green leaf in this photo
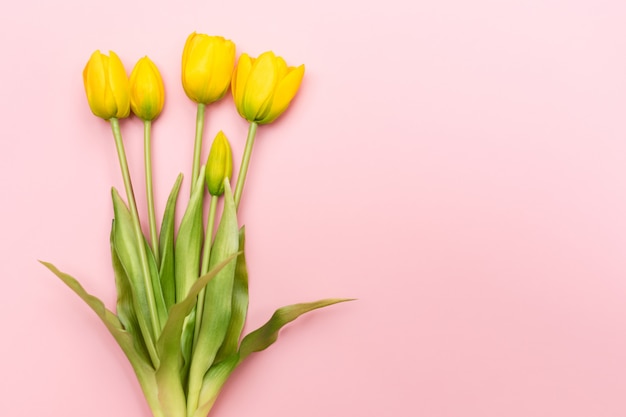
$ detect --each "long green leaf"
[144,237,167,330]
[187,179,239,415]
[194,296,354,417]
[111,188,158,364]
[179,309,197,386]
[112,189,167,351]
[174,166,206,303]
[239,299,354,361]
[193,355,240,417]
[40,261,165,417]
[215,226,249,362]
[174,166,206,385]
[111,220,150,363]
[154,254,238,417]
[158,173,183,309]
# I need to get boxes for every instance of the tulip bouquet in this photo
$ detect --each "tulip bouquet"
[42,32,350,417]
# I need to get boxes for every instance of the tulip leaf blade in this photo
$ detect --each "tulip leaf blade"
[174,166,206,303]
[111,188,158,359]
[154,253,238,417]
[239,298,354,361]
[174,166,206,381]
[40,261,161,414]
[158,173,183,309]
[111,220,150,363]
[187,179,239,414]
[193,354,240,417]
[40,261,154,376]
[144,235,167,330]
[215,226,249,362]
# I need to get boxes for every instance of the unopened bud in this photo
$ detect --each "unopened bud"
[206,131,233,196]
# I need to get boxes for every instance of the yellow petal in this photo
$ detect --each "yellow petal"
[206,38,236,102]
[242,51,279,121]
[107,51,130,118]
[260,64,304,124]
[199,36,219,102]
[183,32,212,102]
[232,53,252,118]
[181,32,196,81]
[182,34,235,104]
[275,56,288,80]
[83,51,106,118]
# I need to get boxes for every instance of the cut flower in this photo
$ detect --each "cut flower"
[232,51,305,124]
[83,50,130,120]
[182,33,236,105]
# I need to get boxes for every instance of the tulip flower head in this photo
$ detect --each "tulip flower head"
[206,131,233,196]
[129,56,165,121]
[83,50,130,120]
[231,51,305,124]
[182,33,236,104]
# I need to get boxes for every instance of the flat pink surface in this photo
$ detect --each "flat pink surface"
[2,1,626,416]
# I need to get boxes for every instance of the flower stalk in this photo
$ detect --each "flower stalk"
[110,118,161,344]
[144,120,159,263]
[190,103,206,194]
[233,122,258,209]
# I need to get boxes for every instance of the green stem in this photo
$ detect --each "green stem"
[233,122,258,209]
[144,120,160,265]
[191,103,206,196]
[133,370,166,417]
[193,195,218,348]
[200,196,219,276]
[110,118,161,343]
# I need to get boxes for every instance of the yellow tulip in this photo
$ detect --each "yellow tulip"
[205,131,233,196]
[82,50,130,120]
[129,56,165,121]
[231,51,304,124]
[181,33,236,104]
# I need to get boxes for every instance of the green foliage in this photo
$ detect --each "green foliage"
[46,176,352,417]
[111,188,159,363]
[215,226,249,363]
[186,180,239,414]
[239,299,354,360]
[111,221,150,364]
[44,99,352,417]
[159,174,183,309]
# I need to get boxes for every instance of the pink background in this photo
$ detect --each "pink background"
[1,0,626,416]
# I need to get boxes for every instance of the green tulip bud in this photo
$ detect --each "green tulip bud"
[206,131,233,196]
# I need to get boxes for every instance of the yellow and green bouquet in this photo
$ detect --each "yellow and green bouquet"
[43,32,351,417]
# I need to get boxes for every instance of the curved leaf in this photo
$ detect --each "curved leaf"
[174,166,206,303]
[158,173,183,309]
[145,236,167,330]
[40,262,164,417]
[193,355,240,417]
[239,298,354,361]
[215,226,249,362]
[187,179,239,415]
[111,188,159,363]
[154,253,239,417]
[111,220,150,363]
[173,166,206,387]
